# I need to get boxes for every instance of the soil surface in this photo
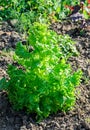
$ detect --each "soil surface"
[0,21,90,130]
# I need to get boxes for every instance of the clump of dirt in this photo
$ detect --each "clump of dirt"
[0,22,21,50]
[0,21,90,130]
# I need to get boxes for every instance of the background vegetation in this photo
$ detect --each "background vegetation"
[0,0,79,31]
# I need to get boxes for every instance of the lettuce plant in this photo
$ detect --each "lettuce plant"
[0,22,82,120]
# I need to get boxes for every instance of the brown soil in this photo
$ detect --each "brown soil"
[0,21,90,130]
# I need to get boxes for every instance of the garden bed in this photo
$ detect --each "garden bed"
[0,21,90,130]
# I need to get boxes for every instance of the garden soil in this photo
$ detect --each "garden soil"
[0,21,90,130]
